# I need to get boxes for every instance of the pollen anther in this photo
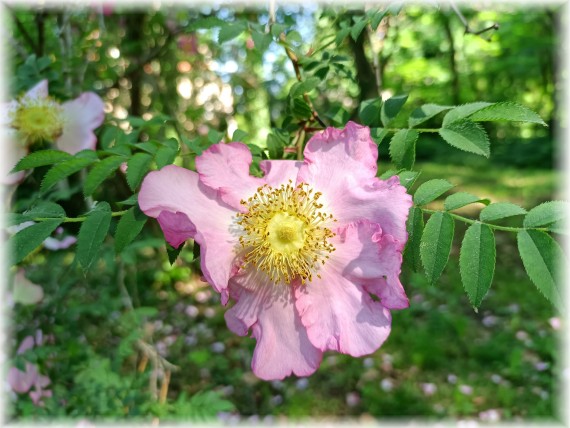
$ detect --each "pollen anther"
[236,182,336,285]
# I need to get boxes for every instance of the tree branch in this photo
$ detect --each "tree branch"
[449,1,499,39]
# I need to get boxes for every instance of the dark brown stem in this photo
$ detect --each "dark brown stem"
[449,1,499,40]
[281,38,327,129]
[442,14,460,105]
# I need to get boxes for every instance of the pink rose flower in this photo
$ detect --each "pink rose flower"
[2,80,105,184]
[7,333,52,406]
[139,121,413,380]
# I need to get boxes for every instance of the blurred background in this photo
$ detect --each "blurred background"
[4,2,563,424]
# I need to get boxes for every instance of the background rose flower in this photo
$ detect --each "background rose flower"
[139,122,412,380]
[1,80,105,185]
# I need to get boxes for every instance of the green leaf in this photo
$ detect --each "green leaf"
[10,219,63,264]
[408,104,453,128]
[83,156,126,196]
[413,179,454,206]
[267,133,285,159]
[398,170,421,190]
[290,98,312,120]
[115,206,148,253]
[468,102,546,126]
[167,242,185,265]
[439,119,490,157]
[270,23,288,38]
[444,192,490,211]
[420,212,455,285]
[251,31,272,52]
[335,26,351,46]
[350,17,368,41]
[460,223,496,309]
[389,129,418,170]
[369,10,387,30]
[480,202,527,222]
[405,206,424,272]
[76,202,112,272]
[134,142,160,155]
[359,98,383,127]
[182,137,204,155]
[126,153,153,191]
[290,77,320,98]
[231,129,249,142]
[154,146,178,169]
[370,128,389,145]
[12,149,72,172]
[187,16,226,30]
[381,94,408,127]
[517,230,564,312]
[23,201,66,220]
[207,129,224,145]
[523,201,567,228]
[218,22,246,43]
[442,102,494,126]
[40,157,95,194]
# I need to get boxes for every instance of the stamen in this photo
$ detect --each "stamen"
[10,96,65,143]
[236,182,336,285]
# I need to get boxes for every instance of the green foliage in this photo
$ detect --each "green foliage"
[10,219,63,264]
[404,207,424,272]
[389,129,418,170]
[84,156,127,196]
[381,94,408,127]
[420,212,454,285]
[359,98,383,127]
[523,201,566,228]
[439,119,490,157]
[444,192,490,211]
[126,153,153,190]
[40,157,96,193]
[76,202,112,272]
[459,223,496,309]
[408,104,452,128]
[115,206,148,253]
[480,202,527,222]
[12,149,73,172]
[517,230,564,312]
[469,102,546,126]
[413,179,454,206]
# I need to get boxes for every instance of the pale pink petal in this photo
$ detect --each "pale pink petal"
[298,122,412,247]
[43,235,77,250]
[195,142,264,210]
[139,165,239,293]
[259,160,302,187]
[57,92,105,154]
[7,367,34,393]
[13,274,44,306]
[225,273,322,380]
[23,80,49,101]
[17,335,36,354]
[2,130,28,185]
[35,373,51,389]
[298,121,378,194]
[1,100,18,126]
[295,265,392,357]
[332,221,409,309]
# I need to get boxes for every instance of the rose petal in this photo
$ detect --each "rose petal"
[332,221,409,309]
[1,100,18,126]
[295,263,392,357]
[43,235,77,250]
[2,133,28,185]
[139,165,239,292]
[225,273,322,380]
[17,334,36,354]
[24,80,49,101]
[298,122,412,247]
[13,271,44,306]
[57,92,105,154]
[7,367,34,393]
[195,142,264,210]
[259,160,303,187]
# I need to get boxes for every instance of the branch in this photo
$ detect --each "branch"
[449,1,499,40]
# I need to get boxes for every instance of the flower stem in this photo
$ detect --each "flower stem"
[420,208,549,233]
[32,210,129,223]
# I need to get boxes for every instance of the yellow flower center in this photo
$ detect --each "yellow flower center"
[237,181,336,285]
[11,97,65,143]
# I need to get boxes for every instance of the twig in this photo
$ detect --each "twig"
[281,37,327,128]
[448,0,499,39]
